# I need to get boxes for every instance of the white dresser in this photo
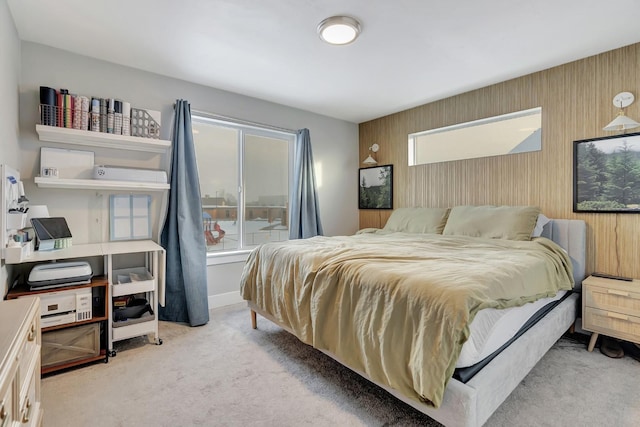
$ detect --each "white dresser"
[0,297,42,427]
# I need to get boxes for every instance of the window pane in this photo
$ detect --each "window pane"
[193,120,239,253]
[192,115,292,254]
[243,133,289,249]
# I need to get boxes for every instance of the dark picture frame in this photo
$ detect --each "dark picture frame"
[359,164,393,209]
[573,132,640,213]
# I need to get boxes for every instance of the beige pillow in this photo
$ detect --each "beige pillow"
[383,207,450,234]
[442,205,540,241]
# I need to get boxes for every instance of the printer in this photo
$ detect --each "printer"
[24,261,94,328]
[38,287,93,328]
[27,261,93,290]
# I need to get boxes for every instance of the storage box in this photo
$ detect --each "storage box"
[40,147,94,179]
[5,240,34,263]
[6,212,27,230]
[112,267,155,297]
[41,323,100,369]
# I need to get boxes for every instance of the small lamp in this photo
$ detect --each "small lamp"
[603,92,640,132]
[26,205,50,223]
[362,143,379,165]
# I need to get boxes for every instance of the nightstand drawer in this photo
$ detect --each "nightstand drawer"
[583,307,640,344]
[584,285,640,317]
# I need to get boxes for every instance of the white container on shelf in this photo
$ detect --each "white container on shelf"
[111,267,155,297]
[5,240,34,264]
[6,212,27,230]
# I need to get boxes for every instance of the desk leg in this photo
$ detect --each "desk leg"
[251,310,257,329]
[587,332,599,352]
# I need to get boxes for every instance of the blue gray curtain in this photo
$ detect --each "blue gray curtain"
[289,128,323,239]
[159,99,209,326]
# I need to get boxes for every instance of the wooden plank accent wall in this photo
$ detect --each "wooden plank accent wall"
[359,42,640,279]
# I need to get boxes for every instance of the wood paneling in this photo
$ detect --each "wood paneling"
[359,42,640,279]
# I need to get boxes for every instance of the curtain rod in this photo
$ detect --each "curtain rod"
[189,109,297,134]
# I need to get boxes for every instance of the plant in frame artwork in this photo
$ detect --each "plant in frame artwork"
[359,165,393,209]
[574,132,640,213]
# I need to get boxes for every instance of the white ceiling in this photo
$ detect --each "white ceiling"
[8,0,640,124]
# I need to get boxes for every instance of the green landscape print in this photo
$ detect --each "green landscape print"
[359,165,392,209]
[575,135,640,212]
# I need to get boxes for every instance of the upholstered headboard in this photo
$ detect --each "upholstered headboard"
[541,219,586,289]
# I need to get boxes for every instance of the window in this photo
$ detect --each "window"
[192,115,294,254]
[408,107,542,166]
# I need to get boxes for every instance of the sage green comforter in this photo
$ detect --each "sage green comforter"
[240,232,573,408]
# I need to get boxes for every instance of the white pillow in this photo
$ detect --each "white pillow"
[531,214,550,237]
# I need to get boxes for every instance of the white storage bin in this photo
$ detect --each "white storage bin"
[111,267,155,297]
[6,212,27,230]
[5,240,34,264]
[112,312,156,341]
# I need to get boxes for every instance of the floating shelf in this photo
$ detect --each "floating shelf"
[4,240,163,264]
[36,124,171,153]
[4,242,103,264]
[34,176,169,191]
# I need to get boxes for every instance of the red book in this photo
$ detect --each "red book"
[56,91,63,127]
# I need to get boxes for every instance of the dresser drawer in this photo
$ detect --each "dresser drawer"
[583,307,640,344]
[17,316,39,389]
[0,377,14,427]
[584,285,640,317]
[18,360,40,427]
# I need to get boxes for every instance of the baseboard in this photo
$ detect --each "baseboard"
[208,291,244,309]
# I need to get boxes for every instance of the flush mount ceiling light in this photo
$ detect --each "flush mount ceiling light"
[317,16,361,45]
[603,91,640,132]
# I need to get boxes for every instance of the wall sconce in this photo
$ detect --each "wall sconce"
[362,143,379,165]
[603,92,640,132]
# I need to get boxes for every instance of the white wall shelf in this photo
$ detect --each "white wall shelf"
[34,176,169,191]
[36,124,171,153]
[4,242,103,264]
[4,240,163,264]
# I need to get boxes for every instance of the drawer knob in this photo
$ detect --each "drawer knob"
[607,289,630,297]
[607,312,629,321]
[27,323,36,342]
[1,402,8,427]
[21,398,31,423]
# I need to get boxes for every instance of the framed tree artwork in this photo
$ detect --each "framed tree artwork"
[573,132,640,213]
[359,164,393,209]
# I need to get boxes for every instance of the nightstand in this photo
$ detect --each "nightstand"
[582,275,640,352]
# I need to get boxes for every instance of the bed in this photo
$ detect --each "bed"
[240,205,586,427]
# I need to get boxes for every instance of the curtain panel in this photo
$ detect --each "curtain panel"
[159,99,209,326]
[289,128,323,239]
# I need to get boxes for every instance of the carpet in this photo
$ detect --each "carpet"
[41,303,640,426]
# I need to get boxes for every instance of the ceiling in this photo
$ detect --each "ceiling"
[8,0,640,124]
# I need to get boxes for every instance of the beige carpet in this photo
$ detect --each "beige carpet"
[42,303,640,427]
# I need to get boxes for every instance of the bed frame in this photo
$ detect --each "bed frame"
[248,219,586,427]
